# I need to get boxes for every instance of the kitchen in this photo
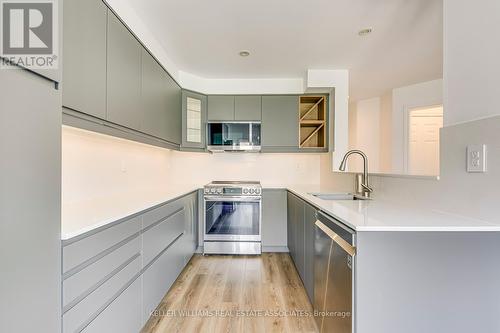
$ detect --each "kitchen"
[1,0,500,333]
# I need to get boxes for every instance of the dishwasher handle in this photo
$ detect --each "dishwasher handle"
[315,220,356,257]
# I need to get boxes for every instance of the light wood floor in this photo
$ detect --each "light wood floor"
[141,253,318,333]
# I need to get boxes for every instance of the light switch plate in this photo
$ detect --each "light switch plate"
[467,144,486,172]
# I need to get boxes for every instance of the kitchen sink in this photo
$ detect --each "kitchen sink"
[309,192,370,200]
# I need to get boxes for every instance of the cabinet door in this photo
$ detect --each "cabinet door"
[262,96,299,149]
[141,50,181,143]
[182,90,207,149]
[207,95,235,121]
[287,192,295,258]
[63,0,107,119]
[235,96,261,121]
[262,189,287,249]
[181,192,198,263]
[141,50,168,140]
[106,11,142,130]
[81,278,142,333]
[142,237,184,320]
[294,197,305,280]
[164,72,182,145]
[1,69,61,333]
[304,203,317,302]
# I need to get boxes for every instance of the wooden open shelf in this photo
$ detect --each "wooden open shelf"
[299,95,326,148]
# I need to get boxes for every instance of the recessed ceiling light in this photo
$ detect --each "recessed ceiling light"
[358,28,373,36]
[239,50,250,57]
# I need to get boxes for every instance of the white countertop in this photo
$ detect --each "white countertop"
[62,183,500,240]
[62,185,199,240]
[286,185,500,232]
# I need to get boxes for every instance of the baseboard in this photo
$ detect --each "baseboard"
[196,246,289,253]
[262,246,289,253]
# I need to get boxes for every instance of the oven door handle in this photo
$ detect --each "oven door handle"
[204,195,261,202]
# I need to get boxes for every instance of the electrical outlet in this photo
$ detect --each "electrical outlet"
[467,144,486,173]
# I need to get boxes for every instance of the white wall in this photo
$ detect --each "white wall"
[391,79,443,173]
[62,126,324,204]
[444,0,500,125]
[379,92,393,173]
[166,150,322,187]
[62,126,172,204]
[324,0,500,222]
[348,97,381,172]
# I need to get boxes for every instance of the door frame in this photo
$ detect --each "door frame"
[403,103,443,174]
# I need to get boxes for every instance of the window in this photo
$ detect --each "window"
[186,97,202,143]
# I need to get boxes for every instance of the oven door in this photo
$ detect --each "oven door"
[204,196,261,242]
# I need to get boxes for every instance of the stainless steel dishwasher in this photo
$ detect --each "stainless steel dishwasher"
[314,211,356,333]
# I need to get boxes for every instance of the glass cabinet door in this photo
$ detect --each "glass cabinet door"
[182,90,206,149]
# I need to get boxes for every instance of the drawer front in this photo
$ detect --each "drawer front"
[142,208,185,266]
[63,236,141,308]
[142,197,184,229]
[142,235,185,320]
[63,216,141,274]
[63,255,141,333]
[81,277,142,333]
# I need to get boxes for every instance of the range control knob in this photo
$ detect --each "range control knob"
[250,188,256,194]
[243,188,249,194]
[255,188,261,194]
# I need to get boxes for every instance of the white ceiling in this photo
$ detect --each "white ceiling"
[124,0,443,101]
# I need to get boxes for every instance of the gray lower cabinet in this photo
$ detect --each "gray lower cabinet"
[235,96,262,121]
[61,191,198,333]
[142,237,184,320]
[287,192,296,258]
[141,49,181,143]
[304,203,317,302]
[207,95,235,121]
[82,278,142,333]
[262,96,299,150]
[262,189,287,251]
[287,192,315,302]
[294,197,305,279]
[106,10,142,131]
[63,0,107,119]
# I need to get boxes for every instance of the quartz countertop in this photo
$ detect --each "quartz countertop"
[62,186,199,240]
[62,183,500,240]
[286,185,500,232]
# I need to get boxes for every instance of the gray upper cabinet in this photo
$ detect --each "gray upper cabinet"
[207,96,235,121]
[262,96,299,149]
[106,11,142,131]
[235,96,262,121]
[63,0,107,119]
[164,79,182,145]
[141,50,181,144]
[182,90,206,149]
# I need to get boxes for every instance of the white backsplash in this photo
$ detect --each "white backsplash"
[62,126,324,204]
[165,150,322,187]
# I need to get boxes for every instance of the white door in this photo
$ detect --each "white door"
[408,106,443,176]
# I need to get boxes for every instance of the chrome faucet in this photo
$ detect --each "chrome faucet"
[339,150,373,198]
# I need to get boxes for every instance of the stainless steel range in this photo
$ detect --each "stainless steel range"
[203,181,262,255]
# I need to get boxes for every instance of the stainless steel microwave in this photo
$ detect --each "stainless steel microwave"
[207,122,261,152]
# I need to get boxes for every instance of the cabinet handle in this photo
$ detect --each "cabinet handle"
[315,220,356,257]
